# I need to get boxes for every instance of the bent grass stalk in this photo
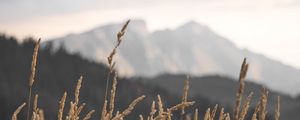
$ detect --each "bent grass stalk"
[12,102,26,120]
[105,20,130,101]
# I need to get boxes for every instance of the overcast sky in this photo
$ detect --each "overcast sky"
[1,0,300,69]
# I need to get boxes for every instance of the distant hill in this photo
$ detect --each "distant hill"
[0,34,214,120]
[46,20,300,96]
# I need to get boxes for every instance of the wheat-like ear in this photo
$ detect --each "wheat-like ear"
[33,94,39,113]
[29,38,41,87]
[139,115,144,120]
[27,38,41,120]
[169,101,195,112]
[65,76,86,120]
[149,100,157,120]
[225,113,231,120]
[157,94,164,116]
[219,107,224,120]
[194,109,198,120]
[101,100,109,120]
[251,101,260,120]
[83,110,95,120]
[259,87,268,120]
[211,104,218,120]
[117,20,130,47]
[112,95,146,120]
[58,92,67,120]
[106,19,130,73]
[12,102,26,120]
[66,102,75,120]
[234,58,248,120]
[39,109,45,120]
[75,76,83,105]
[204,108,211,120]
[166,101,194,120]
[239,92,254,120]
[31,94,39,120]
[275,96,280,120]
[75,103,86,116]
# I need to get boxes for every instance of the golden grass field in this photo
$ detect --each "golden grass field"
[11,20,280,120]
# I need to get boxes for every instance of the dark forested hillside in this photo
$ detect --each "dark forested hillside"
[0,35,216,120]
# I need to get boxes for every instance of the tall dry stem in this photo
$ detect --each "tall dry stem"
[233,58,249,120]
[181,76,189,115]
[275,96,280,120]
[104,20,130,101]
[27,38,41,120]
[109,72,118,118]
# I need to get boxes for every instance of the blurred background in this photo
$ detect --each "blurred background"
[1,0,300,119]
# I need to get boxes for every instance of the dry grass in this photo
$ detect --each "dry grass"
[275,96,280,120]
[233,58,248,120]
[194,109,198,120]
[11,20,281,120]
[181,76,190,115]
[58,92,67,120]
[27,38,41,120]
[64,76,89,120]
[12,102,26,120]
[259,88,268,120]
[239,92,253,120]
[219,108,224,120]
[83,110,95,120]
[251,101,260,120]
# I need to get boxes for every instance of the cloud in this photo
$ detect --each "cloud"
[1,0,299,23]
[0,0,154,23]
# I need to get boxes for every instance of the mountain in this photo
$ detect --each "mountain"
[46,20,300,96]
[1,34,300,120]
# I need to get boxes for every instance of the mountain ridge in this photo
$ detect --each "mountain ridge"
[46,19,300,96]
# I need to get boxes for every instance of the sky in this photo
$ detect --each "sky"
[1,0,300,69]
